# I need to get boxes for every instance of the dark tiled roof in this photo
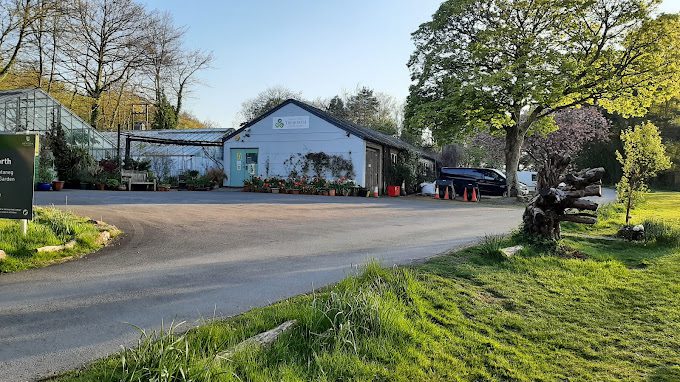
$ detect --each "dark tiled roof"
[224,99,436,161]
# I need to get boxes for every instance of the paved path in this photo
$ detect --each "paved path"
[0,190,525,381]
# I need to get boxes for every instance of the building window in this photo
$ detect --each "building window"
[391,153,398,163]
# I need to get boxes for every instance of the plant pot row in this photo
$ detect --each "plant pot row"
[243,186,369,197]
[35,180,65,191]
[36,180,133,191]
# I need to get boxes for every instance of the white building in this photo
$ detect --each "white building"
[223,99,435,193]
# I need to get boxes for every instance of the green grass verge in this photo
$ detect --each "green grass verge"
[56,194,680,381]
[0,207,120,273]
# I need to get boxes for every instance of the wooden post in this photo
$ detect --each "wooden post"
[21,219,28,236]
[124,135,131,169]
[117,123,122,171]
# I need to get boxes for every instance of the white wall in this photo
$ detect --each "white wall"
[223,103,366,185]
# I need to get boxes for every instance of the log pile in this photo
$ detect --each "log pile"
[523,156,605,240]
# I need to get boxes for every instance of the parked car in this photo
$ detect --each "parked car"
[517,171,538,193]
[435,167,529,197]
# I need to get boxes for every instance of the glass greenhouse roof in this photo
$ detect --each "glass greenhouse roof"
[0,88,117,158]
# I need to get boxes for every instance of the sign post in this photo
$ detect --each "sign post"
[0,134,36,234]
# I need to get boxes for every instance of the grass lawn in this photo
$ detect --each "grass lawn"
[57,193,680,381]
[0,207,120,273]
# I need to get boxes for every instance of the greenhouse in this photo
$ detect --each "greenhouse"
[0,88,117,158]
[101,128,232,178]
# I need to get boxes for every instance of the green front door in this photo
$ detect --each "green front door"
[229,148,259,187]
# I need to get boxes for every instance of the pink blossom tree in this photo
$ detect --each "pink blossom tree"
[526,107,611,190]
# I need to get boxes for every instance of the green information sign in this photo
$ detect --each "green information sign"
[0,134,36,220]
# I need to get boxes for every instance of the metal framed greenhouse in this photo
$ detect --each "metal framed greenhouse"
[101,129,232,177]
[0,88,117,158]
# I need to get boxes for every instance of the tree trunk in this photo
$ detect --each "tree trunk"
[504,126,524,197]
[625,180,634,224]
[175,80,185,116]
[90,99,100,128]
[523,156,605,240]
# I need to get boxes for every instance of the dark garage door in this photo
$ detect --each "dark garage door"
[365,147,380,192]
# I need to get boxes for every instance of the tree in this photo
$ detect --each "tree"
[526,107,610,189]
[616,122,671,224]
[152,91,177,129]
[406,1,680,196]
[0,0,45,80]
[143,11,184,129]
[62,0,148,127]
[326,95,347,120]
[345,86,398,135]
[171,48,213,116]
[23,0,62,89]
[239,86,302,123]
[439,144,464,167]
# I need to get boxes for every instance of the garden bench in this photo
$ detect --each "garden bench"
[121,170,156,191]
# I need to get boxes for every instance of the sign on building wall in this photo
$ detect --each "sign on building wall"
[273,116,309,130]
[0,134,36,220]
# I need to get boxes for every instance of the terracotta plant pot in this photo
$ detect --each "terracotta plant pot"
[52,180,64,191]
[328,189,336,197]
[271,188,280,194]
[96,183,106,191]
[290,189,300,194]
[242,186,251,192]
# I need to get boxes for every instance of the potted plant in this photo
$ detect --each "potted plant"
[106,178,120,190]
[51,179,64,191]
[94,171,107,190]
[36,164,55,191]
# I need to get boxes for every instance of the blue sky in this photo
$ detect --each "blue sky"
[144,0,680,128]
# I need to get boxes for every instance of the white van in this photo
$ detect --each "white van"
[518,171,538,193]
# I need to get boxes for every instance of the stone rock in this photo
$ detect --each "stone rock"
[36,240,77,253]
[500,245,523,258]
[96,231,111,245]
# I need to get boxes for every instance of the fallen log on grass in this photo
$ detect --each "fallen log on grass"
[216,320,297,360]
[35,240,77,253]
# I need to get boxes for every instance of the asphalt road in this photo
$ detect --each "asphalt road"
[0,190,528,381]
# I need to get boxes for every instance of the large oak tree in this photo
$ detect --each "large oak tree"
[406,0,680,196]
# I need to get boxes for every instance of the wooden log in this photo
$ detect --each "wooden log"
[560,168,604,189]
[35,240,77,253]
[216,320,297,360]
[564,184,601,198]
[563,198,599,211]
[525,159,604,239]
[559,214,597,224]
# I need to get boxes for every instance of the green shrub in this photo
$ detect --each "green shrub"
[642,219,680,247]
[597,202,625,221]
[106,178,120,188]
[476,235,506,260]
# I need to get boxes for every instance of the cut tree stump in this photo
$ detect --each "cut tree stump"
[524,154,605,240]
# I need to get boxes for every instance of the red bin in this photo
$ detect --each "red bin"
[387,185,401,197]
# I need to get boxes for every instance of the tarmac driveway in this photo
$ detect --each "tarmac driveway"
[0,190,523,381]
